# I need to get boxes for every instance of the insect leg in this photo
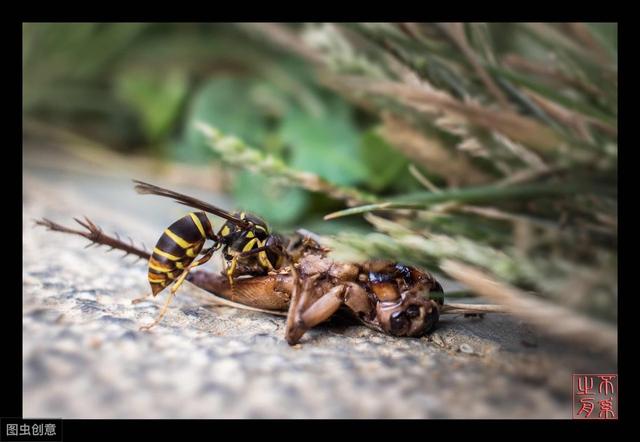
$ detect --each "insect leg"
[225,241,278,297]
[132,292,152,304]
[225,255,239,297]
[170,246,216,295]
[285,275,346,345]
[234,245,268,257]
[285,265,303,340]
[139,288,177,331]
[299,285,345,327]
[139,247,216,331]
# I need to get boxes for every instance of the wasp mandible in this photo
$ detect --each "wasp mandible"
[132,180,290,330]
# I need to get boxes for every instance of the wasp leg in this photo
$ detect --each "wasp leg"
[224,245,273,299]
[226,255,239,298]
[170,248,214,295]
[285,275,346,345]
[140,247,216,331]
[139,289,177,331]
[132,293,152,304]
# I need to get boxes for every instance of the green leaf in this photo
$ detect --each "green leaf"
[232,171,309,227]
[115,69,188,142]
[358,130,408,191]
[280,97,368,186]
[180,77,270,164]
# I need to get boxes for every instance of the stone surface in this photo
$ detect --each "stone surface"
[22,150,616,418]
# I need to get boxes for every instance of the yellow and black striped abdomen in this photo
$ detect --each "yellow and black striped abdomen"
[148,212,212,295]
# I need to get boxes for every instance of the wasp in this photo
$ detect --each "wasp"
[130,180,291,330]
[37,214,444,344]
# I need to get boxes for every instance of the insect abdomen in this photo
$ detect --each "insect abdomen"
[148,212,211,295]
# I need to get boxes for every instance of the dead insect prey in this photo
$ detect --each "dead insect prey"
[36,180,444,345]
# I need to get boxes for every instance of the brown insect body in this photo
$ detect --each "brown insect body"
[188,242,443,344]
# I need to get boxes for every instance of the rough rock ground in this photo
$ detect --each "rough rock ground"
[23,149,616,418]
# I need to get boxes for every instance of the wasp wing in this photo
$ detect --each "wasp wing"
[133,180,252,229]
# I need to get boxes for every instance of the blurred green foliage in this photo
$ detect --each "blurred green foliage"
[23,23,417,227]
[24,23,618,324]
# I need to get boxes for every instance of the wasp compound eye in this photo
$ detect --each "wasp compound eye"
[390,311,409,335]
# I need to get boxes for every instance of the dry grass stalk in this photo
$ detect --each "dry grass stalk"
[493,132,549,171]
[240,23,326,66]
[336,75,562,151]
[441,303,509,314]
[438,23,511,109]
[196,122,377,205]
[521,87,617,138]
[523,23,611,67]
[408,164,443,192]
[378,114,492,186]
[562,23,613,64]
[440,259,617,358]
[496,165,565,186]
[451,205,562,233]
[501,53,605,99]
